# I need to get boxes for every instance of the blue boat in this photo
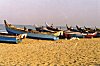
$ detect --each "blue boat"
[4,20,59,40]
[0,33,22,43]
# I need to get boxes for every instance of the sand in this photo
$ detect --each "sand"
[0,38,100,66]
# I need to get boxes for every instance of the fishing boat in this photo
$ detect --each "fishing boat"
[0,33,22,43]
[63,30,97,39]
[93,26,100,37]
[76,25,96,33]
[34,24,54,32]
[45,22,62,31]
[82,32,97,38]
[66,24,79,32]
[84,26,95,33]
[63,30,84,39]
[76,25,86,33]
[45,22,63,37]
[34,24,63,37]
[4,20,59,40]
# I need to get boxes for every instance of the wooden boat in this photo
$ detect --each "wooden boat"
[63,30,97,39]
[4,20,59,40]
[76,25,95,33]
[93,26,100,37]
[63,30,84,39]
[0,33,22,43]
[45,22,62,31]
[76,25,86,33]
[66,24,79,32]
[82,32,97,38]
[84,26,95,33]
[34,24,63,37]
[34,24,54,32]
[45,22,64,37]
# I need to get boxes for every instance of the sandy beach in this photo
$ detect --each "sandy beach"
[0,38,100,66]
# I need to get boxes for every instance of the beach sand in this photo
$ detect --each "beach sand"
[0,38,100,66]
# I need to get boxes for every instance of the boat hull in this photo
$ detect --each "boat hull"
[70,34,84,38]
[0,36,22,43]
[63,33,84,39]
[5,26,59,40]
[0,33,22,43]
[82,32,97,38]
[63,31,84,39]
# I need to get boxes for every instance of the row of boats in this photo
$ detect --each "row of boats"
[0,20,100,43]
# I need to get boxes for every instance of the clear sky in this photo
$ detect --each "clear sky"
[0,0,100,27]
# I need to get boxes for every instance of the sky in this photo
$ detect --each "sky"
[0,0,100,27]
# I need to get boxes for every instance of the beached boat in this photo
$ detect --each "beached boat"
[84,26,95,33]
[76,25,96,33]
[0,33,22,43]
[76,26,97,38]
[76,25,86,33]
[66,24,79,32]
[34,24,54,32]
[82,32,97,38]
[45,22,62,31]
[4,20,59,40]
[34,24,63,37]
[45,22,63,37]
[63,30,97,39]
[63,30,84,39]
